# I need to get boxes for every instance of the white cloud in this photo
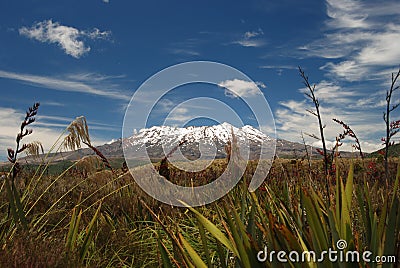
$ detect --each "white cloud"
[272,0,400,152]
[358,141,384,153]
[278,100,307,116]
[218,79,265,98]
[326,0,369,29]
[65,72,125,82]
[0,108,65,158]
[41,101,65,107]
[260,65,297,70]
[320,61,369,82]
[233,28,265,47]
[19,20,111,58]
[260,65,298,76]
[354,91,387,109]
[0,107,114,161]
[273,75,392,153]
[356,24,400,66]
[168,48,200,56]
[167,38,201,56]
[275,75,400,153]
[275,98,384,153]
[244,29,264,39]
[34,116,119,132]
[299,80,358,103]
[165,107,192,123]
[234,39,265,47]
[0,69,130,101]
[156,99,175,112]
[84,28,111,40]
[300,0,400,82]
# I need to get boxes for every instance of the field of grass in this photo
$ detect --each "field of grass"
[0,153,399,267]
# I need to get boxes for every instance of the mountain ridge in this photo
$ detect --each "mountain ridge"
[123,122,274,160]
[5,123,363,164]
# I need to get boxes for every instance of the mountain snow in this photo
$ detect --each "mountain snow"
[123,122,273,148]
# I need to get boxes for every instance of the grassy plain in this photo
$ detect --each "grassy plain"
[0,155,399,267]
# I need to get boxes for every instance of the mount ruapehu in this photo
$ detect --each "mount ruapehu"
[15,122,359,164]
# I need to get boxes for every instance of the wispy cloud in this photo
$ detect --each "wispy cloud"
[275,97,384,153]
[36,115,120,130]
[233,28,265,47]
[299,0,400,82]
[260,65,298,75]
[0,107,112,160]
[159,98,250,127]
[0,69,131,101]
[274,78,388,153]
[19,20,111,58]
[167,38,201,56]
[165,107,192,123]
[168,48,200,56]
[234,39,265,47]
[41,101,65,107]
[275,0,400,152]
[260,65,297,70]
[319,61,369,82]
[244,30,263,39]
[0,108,67,158]
[84,28,111,40]
[325,0,370,29]
[65,72,126,82]
[354,92,387,109]
[218,79,266,98]
[298,81,358,104]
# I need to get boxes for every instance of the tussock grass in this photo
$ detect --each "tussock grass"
[1,153,398,267]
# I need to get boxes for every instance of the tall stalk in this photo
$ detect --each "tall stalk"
[383,68,400,182]
[5,102,40,229]
[299,67,330,200]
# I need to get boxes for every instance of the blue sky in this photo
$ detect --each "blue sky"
[1,0,400,159]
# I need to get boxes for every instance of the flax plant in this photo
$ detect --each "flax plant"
[299,67,331,203]
[382,68,400,181]
[4,102,42,229]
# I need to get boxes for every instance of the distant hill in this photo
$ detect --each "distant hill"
[369,143,400,158]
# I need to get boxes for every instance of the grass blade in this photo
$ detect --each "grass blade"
[181,202,239,258]
[79,202,101,263]
[157,234,173,268]
[197,219,212,267]
[178,233,207,268]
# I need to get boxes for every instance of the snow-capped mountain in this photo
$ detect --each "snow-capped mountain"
[17,123,358,165]
[125,122,271,147]
[123,122,275,160]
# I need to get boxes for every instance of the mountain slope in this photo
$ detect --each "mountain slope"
[122,122,275,160]
[13,123,361,164]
